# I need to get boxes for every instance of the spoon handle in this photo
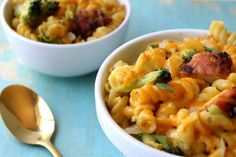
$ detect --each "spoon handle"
[40,140,62,157]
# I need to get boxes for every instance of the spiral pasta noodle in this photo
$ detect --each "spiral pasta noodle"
[135,107,157,133]
[224,45,236,71]
[167,77,200,105]
[109,6,125,29]
[181,38,204,51]
[210,20,229,47]
[200,36,220,50]
[108,62,133,91]
[129,84,169,133]
[16,20,37,41]
[198,86,220,102]
[93,26,112,38]
[227,33,236,46]
[198,73,236,102]
[156,102,178,133]
[123,48,166,85]
[106,88,129,127]
[165,54,183,79]
[129,84,169,108]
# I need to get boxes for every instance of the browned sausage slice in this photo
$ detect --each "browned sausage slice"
[181,52,232,82]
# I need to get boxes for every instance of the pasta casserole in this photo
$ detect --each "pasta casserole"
[11,0,125,44]
[105,21,236,157]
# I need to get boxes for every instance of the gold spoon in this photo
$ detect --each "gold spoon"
[0,84,62,157]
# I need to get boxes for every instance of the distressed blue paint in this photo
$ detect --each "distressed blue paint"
[0,0,236,157]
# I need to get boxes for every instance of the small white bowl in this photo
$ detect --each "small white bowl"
[0,0,131,77]
[95,29,208,157]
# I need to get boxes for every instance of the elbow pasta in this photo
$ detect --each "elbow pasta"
[11,0,125,44]
[105,21,236,156]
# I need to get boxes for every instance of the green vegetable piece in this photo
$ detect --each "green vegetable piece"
[17,0,42,27]
[14,5,23,17]
[140,133,184,156]
[182,49,198,63]
[139,70,163,85]
[149,44,159,49]
[162,144,184,155]
[155,83,173,93]
[154,69,171,83]
[153,134,168,144]
[118,70,165,93]
[204,46,220,54]
[140,133,162,149]
[65,5,77,19]
[42,0,59,16]
[15,0,59,28]
[118,69,172,93]
[116,80,138,93]
[154,134,184,155]
[39,33,54,43]
[208,104,224,115]
[38,30,63,44]
[140,133,155,143]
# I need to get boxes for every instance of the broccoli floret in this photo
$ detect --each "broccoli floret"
[153,134,169,144]
[154,68,171,83]
[38,31,54,43]
[118,69,171,93]
[140,133,162,149]
[162,143,184,155]
[154,135,183,155]
[182,49,198,63]
[15,0,42,27]
[154,69,173,92]
[140,133,184,156]
[42,0,59,16]
[15,0,59,27]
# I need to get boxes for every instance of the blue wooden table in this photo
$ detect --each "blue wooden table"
[0,0,236,156]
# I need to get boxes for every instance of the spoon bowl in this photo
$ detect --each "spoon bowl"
[0,84,62,157]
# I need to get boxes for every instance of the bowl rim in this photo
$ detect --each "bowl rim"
[0,0,131,48]
[95,29,209,157]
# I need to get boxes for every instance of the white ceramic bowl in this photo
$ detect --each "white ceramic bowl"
[0,0,131,77]
[95,29,208,157]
